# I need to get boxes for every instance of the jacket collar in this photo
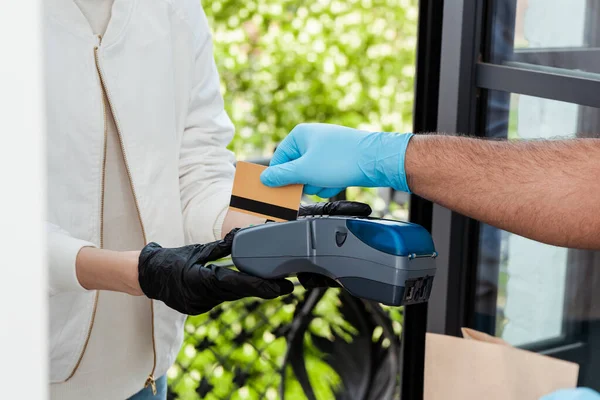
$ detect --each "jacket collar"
[45,0,136,47]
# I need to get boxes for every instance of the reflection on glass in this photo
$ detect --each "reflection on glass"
[474,90,600,389]
[490,0,600,74]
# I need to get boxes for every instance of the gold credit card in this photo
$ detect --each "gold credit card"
[230,161,303,222]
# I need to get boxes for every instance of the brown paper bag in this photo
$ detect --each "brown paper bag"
[424,328,579,400]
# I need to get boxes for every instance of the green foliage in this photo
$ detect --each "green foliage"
[169,0,417,397]
[205,0,419,159]
[169,286,404,399]
[169,287,391,400]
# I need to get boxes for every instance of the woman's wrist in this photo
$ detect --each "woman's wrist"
[221,208,266,238]
[76,247,143,296]
[122,250,143,296]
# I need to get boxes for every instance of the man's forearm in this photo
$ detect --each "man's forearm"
[76,247,143,295]
[405,135,600,249]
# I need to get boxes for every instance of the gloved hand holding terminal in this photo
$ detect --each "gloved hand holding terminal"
[137,229,294,316]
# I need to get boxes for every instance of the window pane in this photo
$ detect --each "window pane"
[474,89,600,389]
[489,0,600,74]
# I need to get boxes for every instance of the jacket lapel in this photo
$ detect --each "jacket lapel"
[45,0,135,46]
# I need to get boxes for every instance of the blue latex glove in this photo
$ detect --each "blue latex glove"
[540,388,600,400]
[260,123,413,197]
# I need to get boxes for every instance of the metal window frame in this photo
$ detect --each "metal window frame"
[476,62,600,108]
[425,0,485,337]
[513,47,600,73]
[428,0,600,362]
[428,0,600,329]
[400,0,444,398]
[397,0,600,396]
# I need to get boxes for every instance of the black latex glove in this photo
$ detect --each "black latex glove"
[298,200,372,218]
[296,200,372,289]
[138,230,294,315]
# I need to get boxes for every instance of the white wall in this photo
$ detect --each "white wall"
[0,1,47,398]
